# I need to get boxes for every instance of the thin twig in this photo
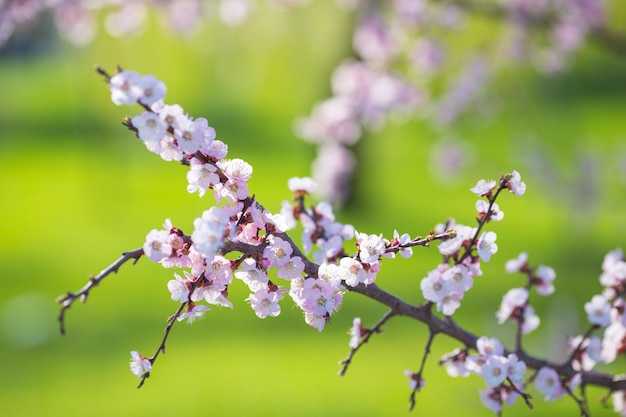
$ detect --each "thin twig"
[349,282,626,392]
[507,377,533,410]
[56,248,144,335]
[408,330,436,411]
[338,310,396,376]
[137,301,188,389]
[459,177,508,264]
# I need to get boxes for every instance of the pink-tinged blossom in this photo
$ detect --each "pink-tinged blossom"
[263,236,293,268]
[353,11,396,65]
[505,252,528,273]
[234,258,269,291]
[304,311,327,332]
[477,231,498,262]
[569,335,602,371]
[157,103,185,130]
[506,354,526,385]
[348,317,365,348]
[585,295,611,327]
[137,74,166,106]
[479,386,519,414]
[410,38,445,75]
[318,263,343,287]
[465,354,486,374]
[158,135,184,162]
[205,139,229,160]
[104,3,148,38]
[174,116,204,155]
[129,351,151,378]
[214,178,249,203]
[421,268,450,303]
[438,291,463,316]
[403,370,425,391]
[613,390,626,417]
[178,303,210,323]
[476,337,504,357]
[496,288,538,333]
[277,256,305,280]
[507,170,526,196]
[601,322,626,363]
[187,159,219,197]
[194,117,216,151]
[143,229,172,262]
[534,265,556,295]
[470,179,496,197]
[475,199,504,222]
[279,200,297,231]
[143,134,162,155]
[497,287,527,324]
[613,299,626,326]
[338,257,366,287]
[167,272,192,302]
[160,231,188,268]
[438,224,475,257]
[288,176,317,194]
[54,3,97,47]
[481,355,509,387]
[479,388,502,414]
[311,143,356,205]
[521,306,540,334]
[301,278,342,318]
[262,211,288,234]
[246,287,282,318]
[201,288,233,309]
[534,367,564,402]
[363,260,381,285]
[218,0,252,26]
[109,70,142,105]
[314,234,345,264]
[441,349,470,377]
[132,111,167,143]
[391,230,413,259]
[220,158,253,181]
[296,97,361,145]
[600,261,626,288]
[442,264,473,293]
[602,248,624,272]
[356,231,386,263]
[463,256,483,277]
[289,277,307,307]
[204,255,233,289]
[191,207,228,259]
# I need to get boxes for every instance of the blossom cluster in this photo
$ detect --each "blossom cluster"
[108,68,425,378]
[3,1,614,209]
[58,66,625,417]
[292,0,607,204]
[434,251,563,413]
[576,248,626,413]
[439,337,526,413]
[432,243,626,415]
[419,171,525,316]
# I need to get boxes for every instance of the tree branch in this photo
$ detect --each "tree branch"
[56,248,144,335]
[348,282,626,392]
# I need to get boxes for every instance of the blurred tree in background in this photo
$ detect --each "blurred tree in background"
[1,1,626,416]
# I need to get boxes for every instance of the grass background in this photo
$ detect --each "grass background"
[1,3,626,416]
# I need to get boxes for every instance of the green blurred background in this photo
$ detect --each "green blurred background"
[1,2,626,416]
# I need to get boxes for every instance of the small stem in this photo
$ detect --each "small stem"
[56,248,144,335]
[137,301,188,389]
[338,310,395,376]
[408,330,436,411]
